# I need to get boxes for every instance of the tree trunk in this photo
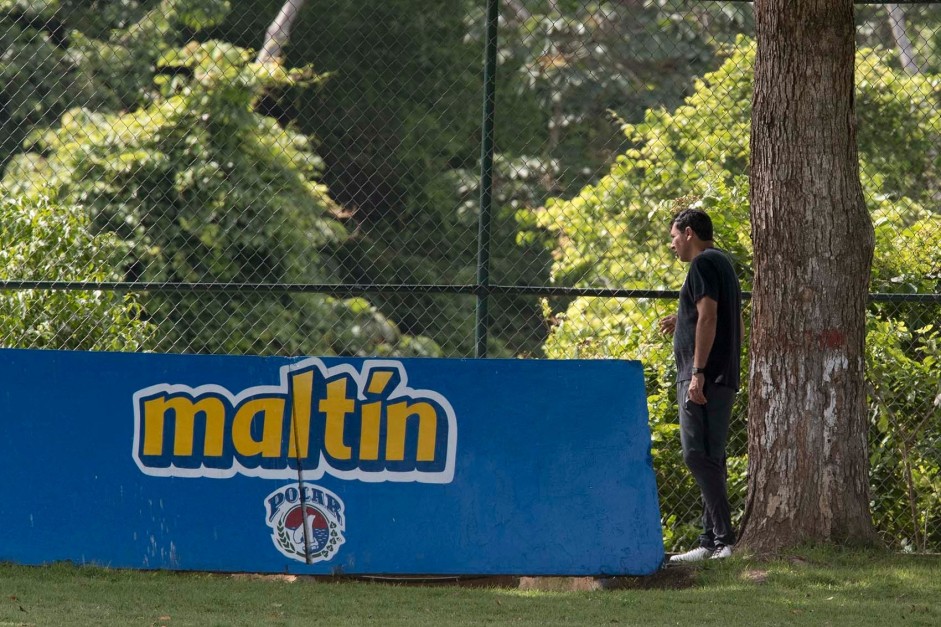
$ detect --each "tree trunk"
[886,4,919,75]
[256,0,308,64]
[742,0,877,554]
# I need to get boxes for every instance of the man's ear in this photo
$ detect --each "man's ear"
[685,226,694,240]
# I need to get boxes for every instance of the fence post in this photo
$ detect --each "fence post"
[475,0,500,358]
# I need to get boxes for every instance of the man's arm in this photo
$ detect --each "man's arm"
[688,296,717,404]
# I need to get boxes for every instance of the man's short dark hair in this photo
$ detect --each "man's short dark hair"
[672,208,713,242]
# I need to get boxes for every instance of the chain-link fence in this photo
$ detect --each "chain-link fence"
[2,0,939,554]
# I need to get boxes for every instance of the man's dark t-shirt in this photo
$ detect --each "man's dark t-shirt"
[674,247,742,389]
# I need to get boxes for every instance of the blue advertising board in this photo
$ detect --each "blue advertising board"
[0,348,663,575]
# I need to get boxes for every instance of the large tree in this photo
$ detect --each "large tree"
[742,0,877,552]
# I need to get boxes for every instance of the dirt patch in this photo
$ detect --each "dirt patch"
[787,556,814,567]
[741,569,770,584]
[518,577,601,592]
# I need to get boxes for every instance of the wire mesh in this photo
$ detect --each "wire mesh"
[1,0,939,553]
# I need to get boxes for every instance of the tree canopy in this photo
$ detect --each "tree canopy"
[1,0,440,357]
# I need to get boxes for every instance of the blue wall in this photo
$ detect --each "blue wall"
[0,349,663,575]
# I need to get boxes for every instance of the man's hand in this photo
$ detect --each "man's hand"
[659,314,677,336]
[688,373,707,405]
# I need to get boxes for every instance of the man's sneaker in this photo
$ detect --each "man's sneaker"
[669,547,714,563]
[710,545,733,560]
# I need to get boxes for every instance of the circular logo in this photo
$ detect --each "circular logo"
[265,484,345,563]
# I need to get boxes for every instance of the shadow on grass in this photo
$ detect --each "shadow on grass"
[320,568,698,592]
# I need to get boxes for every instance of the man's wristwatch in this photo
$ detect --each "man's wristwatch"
[691,366,705,376]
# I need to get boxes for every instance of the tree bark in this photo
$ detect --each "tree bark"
[886,4,919,75]
[742,0,877,554]
[256,0,308,64]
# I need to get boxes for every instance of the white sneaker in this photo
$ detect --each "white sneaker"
[669,547,714,563]
[710,545,733,560]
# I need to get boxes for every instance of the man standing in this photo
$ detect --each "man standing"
[659,208,743,562]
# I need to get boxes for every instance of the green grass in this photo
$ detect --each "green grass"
[0,549,938,626]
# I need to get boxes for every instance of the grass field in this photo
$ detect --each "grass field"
[0,548,938,626]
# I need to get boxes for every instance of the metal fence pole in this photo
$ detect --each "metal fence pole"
[475,0,500,358]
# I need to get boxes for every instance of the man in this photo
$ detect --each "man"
[659,208,743,562]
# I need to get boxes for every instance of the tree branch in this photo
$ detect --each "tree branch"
[886,4,919,75]
[504,0,532,26]
[256,0,308,64]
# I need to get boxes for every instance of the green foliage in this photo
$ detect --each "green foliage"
[857,4,941,74]
[0,191,154,351]
[6,40,340,280]
[537,37,941,550]
[208,1,556,356]
[867,318,941,552]
[475,0,752,191]
[202,1,757,357]
[0,9,85,170]
[857,55,941,206]
[0,1,57,16]
[0,1,235,172]
[4,28,439,356]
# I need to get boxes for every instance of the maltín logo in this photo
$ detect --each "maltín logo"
[265,483,346,563]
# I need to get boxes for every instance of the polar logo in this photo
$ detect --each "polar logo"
[265,483,345,563]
